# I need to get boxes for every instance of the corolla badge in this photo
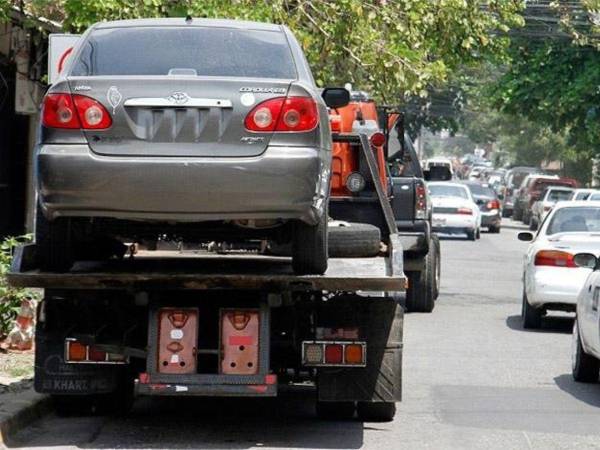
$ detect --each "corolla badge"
[106,86,122,114]
[168,92,191,105]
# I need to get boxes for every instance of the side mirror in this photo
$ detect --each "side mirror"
[573,253,598,269]
[517,232,534,242]
[322,87,350,109]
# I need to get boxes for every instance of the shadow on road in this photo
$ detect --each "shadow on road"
[554,373,600,408]
[9,393,367,449]
[506,314,574,334]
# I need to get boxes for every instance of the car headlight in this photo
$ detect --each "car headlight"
[346,172,366,193]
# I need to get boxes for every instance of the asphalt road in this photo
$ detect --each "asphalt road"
[8,220,600,449]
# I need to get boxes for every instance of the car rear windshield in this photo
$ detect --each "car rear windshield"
[546,190,573,202]
[546,207,600,234]
[428,184,469,200]
[71,26,297,79]
[466,184,495,198]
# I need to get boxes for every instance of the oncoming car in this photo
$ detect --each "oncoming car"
[429,182,481,240]
[37,18,350,274]
[518,201,600,328]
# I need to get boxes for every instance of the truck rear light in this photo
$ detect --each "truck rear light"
[245,96,318,132]
[415,180,428,219]
[42,93,112,130]
[157,308,198,374]
[65,339,128,364]
[302,341,366,367]
[220,309,260,375]
[534,250,576,268]
[369,132,386,147]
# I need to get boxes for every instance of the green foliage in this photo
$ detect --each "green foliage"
[13,0,523,102]
[0,235,37,338]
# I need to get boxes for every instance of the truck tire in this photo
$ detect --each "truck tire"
[405,249,435,313]
[316,401,355,420]
[432,234,441,300]
[52,388,133,416]
[356,401,396,422]
[572,320,599,383]
[35,203,74,272]
[292,204,328,275]
[522,290,542,329]
[328,223,381,257]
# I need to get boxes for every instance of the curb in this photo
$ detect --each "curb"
[0,389,51,446]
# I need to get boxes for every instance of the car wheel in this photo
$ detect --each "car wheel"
[292,203,328,275]
[405,249,435,313]
[466,229,476,241]
[513,206,523,221]
[502,208,510,218]
[521,290,542,329]
[529,218,538,231]
[432,234,441,300]
[35,202,75,272]
[476,228,481,239]
[356,402,396,422]
[316,401,355,420]
[488,225,501,233]
[328,223,381,257]
[572,319,599,383]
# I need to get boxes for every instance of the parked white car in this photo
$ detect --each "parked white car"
[571,252,600,382]
[529,186,574,231]
[519,201,600,328]
[429,182,481,240]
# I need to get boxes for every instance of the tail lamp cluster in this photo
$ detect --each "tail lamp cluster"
[245,96,318,132]
[43,93,112,130]
[415,180,428,219]
[486,199,500,210]
[534,250,576,268]
[302,341,366,367]
[64,338,128,364]
[456,207,473,215]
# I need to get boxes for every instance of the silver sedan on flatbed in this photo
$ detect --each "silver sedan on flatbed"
[37,18,350,274]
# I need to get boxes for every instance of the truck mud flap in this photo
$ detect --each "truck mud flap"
[34,326,122,395]
[317,297,403,402]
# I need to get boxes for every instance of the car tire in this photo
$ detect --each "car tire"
[466,230,476,241]
[522,290,542,329]
[316,401,355,420]
[432,234,441,300]
[572,320,599,383]
[476,228,481,239]
[513,205,523,221]
[502,208,511,218]
[529,218,538,231]
[35,202,75,272]
[488,225,501,233]
[356,402,396,422]
[405,249,435,313]
[292,204,328,275]
[328,223,381,258]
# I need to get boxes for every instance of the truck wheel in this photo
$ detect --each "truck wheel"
[52,390,133,416]
[572,320,599,383]
[292,204,328,275]
[328,223,381,257]
[35,203,74,272]
[432,235,441,300]
[522,290,542,329]
[356,402,396,422]
[405,250,435,313]
[316,401,355,420]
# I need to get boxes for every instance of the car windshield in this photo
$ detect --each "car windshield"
[546,190,573,202]
[546,207,600,234]
[466,184,495,198]
[428,184,469,199]
[71,26,297,79]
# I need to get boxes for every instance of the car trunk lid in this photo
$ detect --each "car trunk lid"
[67,77,291,157]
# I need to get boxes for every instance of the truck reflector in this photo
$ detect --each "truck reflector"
[220,309,260,375]
[302,341,367,367]
[157,308,198,374]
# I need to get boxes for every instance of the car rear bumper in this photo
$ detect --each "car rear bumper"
[481,211,501,227]
[528,266,591,308]
[432,214,477,233]
[38,144,329,225]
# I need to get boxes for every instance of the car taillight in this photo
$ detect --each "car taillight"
[457,207,472,215]
[415,180,428,219]
[370,132,386,147]
[42,93,112,130]
[486,199,500,210]
[534,250,576,268]
[244,96,318,132]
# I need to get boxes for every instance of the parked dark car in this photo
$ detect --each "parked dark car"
[462,181,502,233]
[501,166,539,218]
[516,176,579,225]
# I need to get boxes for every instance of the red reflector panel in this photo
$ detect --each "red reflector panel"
[345,344,364,365]
[221,310,260,375]
[157,308,198,374]
[324,344,343,364]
